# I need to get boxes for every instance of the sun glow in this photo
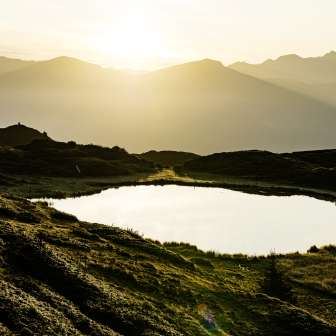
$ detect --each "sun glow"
[89,13,167,69]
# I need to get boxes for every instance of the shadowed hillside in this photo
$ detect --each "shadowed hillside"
[178,150,336,191]
[0,138,156,177]
[0,124,335,199]
[139,150,200,167]
[0,124,50,146]
[0,193,335,335]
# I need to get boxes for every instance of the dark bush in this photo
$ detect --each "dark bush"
[307,245,320,253]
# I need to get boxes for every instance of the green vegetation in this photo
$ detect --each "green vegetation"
[0,126,335,334]
[177,149,336,193]
[0,130,335,201]
[0,137,156,178]
[0,124,50,147]
[0,194,335,335]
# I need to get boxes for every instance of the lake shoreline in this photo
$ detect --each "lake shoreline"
[1,191,335,335]
[4,170,336,203]
[37,184,336,255]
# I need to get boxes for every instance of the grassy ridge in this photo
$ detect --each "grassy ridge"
[177,150,336,192]
[0,139,156,177]
[0,193,335,335]
[138,150,200,167]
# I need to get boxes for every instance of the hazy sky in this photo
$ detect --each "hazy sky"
[1,0,336,70]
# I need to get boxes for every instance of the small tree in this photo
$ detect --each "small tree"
[262,253,295,303]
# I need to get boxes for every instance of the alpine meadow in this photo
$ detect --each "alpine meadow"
[0,1,335,335]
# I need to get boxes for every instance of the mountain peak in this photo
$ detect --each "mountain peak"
[193,58,225,70]
[199,58,223,66]
[276,54,302,62]
[46,56,87,65]
[323,50,336,60]
[153,58,226,78]
[179,58,225,72]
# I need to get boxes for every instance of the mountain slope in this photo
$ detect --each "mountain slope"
[178,149,336,191]
[266,79,336,107]
[0,56,35,76]
[0,57,336,153]
[0,56,119,89]
[0,126,156,177]
[0,124,50,146]
[229,51,336,107]
[136,59,336,153]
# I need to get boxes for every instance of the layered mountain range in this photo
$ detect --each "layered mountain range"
[0,52,335,154]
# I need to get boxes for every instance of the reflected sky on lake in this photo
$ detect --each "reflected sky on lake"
[40,186,336,255]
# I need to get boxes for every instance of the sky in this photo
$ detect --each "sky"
[1,0,336,70]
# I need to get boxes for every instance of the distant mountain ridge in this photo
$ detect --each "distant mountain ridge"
[0,124,50,147]
[0,53,336,153]
[229,51,336,107]
[0,56,35,76]
[0,56,119,89]
[229,51,336,84]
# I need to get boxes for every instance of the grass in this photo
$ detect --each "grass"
[0,193,335,335]
[2,167,336,203]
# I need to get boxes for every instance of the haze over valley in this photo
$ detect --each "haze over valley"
[1,52,336,154]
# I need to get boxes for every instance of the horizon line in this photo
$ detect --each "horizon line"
[1,49,335,72]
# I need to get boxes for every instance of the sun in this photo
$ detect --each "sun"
[89,13,164,69]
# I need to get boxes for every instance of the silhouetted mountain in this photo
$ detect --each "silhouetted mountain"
[0,56,336,153]
[139,150,200,166]
[0,56,35,76]
[0,123,50,146]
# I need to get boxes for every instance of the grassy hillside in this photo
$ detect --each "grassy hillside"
[0,135,335,201]
[177,150,336,191]
[0,124,50,147]
[139,150,200,167]
[0,138,156,177]
[0,193,335,335]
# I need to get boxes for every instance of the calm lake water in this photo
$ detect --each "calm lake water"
[39,185,336,255]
